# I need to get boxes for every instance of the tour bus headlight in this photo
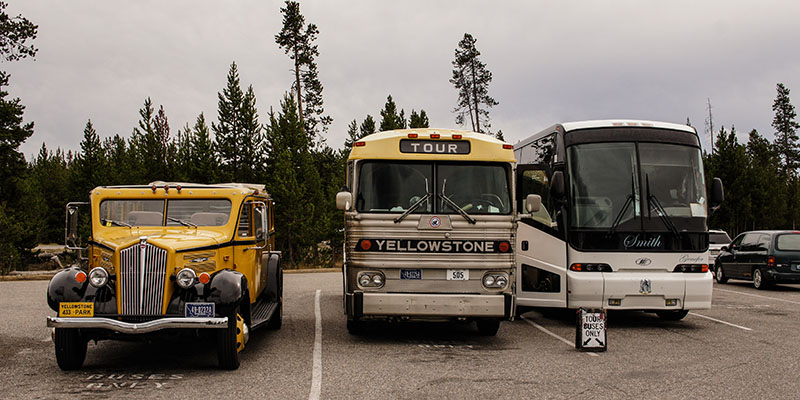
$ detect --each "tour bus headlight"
[666,299,679,306]
[88,267,109,288]
[483,275,496,287]
[494,275,508,288]
[357,271,385,288]
[176,268,197,289]
[608,299,621,306]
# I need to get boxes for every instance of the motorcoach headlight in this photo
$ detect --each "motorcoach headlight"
[88,267,109,288]
[357,271,385,289]
[482,272,508,289]
[176,268,197,289]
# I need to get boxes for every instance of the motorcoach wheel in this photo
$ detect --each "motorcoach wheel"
[715,264,728,284]
[217,306,242,370]
[476,319,500,336]
[54,328,87,371]
[655,310,689,321]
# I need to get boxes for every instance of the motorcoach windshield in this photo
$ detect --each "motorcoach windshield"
[566,141,708,251]
[356,161,510,215]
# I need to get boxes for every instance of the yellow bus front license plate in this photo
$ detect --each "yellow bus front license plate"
[59,302,94,317]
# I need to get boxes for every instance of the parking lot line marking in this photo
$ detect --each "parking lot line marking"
[520,316,599,357]
[714,287,800,306]
[688,312,752,331]
[309,289,322,400]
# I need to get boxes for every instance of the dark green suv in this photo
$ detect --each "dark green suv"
[714,230,800,289]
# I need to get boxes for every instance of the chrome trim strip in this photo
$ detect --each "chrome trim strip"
[46,316,228,333]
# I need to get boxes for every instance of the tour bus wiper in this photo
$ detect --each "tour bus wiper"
[394,178,431,223]
[439,179,476,225]
[608,174,637,236]
[100,218,132,228]
[167,216,197,228]
[645,174,679,238]
[394,193,432,223]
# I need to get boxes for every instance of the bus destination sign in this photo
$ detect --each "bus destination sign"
[399,139,470,155]
[356,238,510,254]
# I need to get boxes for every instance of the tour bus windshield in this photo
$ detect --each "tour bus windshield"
[98,199,233,227]
[356,161,511,214]
[567,142,706,230]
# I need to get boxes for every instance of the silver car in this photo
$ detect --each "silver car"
[709,229,732,264]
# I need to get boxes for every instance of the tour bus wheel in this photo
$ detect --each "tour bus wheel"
[217,306,242,370]
[476,319,500,336]
[347,319,365,335]
[655,310,689,321]
[54,328,87,371]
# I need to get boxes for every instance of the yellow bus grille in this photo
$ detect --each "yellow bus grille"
[119,243,168,315]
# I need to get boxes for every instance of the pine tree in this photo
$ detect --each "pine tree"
[409,109,430,129]
[72,120,106,196]
[344,119,359,152]
[360,115,376,138]
[130,98,171,183]
[27,144,69,243]
[187,113,218,183]
[450,33,498,133]
[0,2,38,62]
[240,85,265,183]
[275,0,330,144]
[379,95,406,131]
[213,62,249,182]
[103,134,130,185]
[772,83,800,179]
[745,129,782,229]
[265,93,316,265]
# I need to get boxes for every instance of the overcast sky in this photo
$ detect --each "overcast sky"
[5,0,800,160]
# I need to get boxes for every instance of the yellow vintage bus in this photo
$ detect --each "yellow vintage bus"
[336,129,520,335]
[47,182,282,370]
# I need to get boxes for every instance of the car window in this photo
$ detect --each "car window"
[776,233,800,251]
[755,234,771,251]
[730,234,744,249]
[709,232,731,244]
[740,233,759,251]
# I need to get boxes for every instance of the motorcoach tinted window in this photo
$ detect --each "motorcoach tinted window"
[438,164,511,214]
[639,143,707,218]
[356,162,432,213]
[568,143,639,228]
[776,234,800,251]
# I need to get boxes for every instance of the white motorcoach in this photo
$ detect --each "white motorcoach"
[514,120,723,320]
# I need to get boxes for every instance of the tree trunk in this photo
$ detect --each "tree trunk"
[470,60,480,133]
[294,48,305,136]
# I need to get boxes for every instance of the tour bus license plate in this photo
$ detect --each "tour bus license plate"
[185,302,215,318]
[400,269,422,280]
[447,269,469,280]
[59,302,94,318]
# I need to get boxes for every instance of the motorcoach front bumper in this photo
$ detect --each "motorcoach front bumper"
[347,292,512,319]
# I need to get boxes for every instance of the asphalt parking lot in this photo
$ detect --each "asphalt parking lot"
[2,272,799,399]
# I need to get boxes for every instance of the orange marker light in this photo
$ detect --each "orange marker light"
[498,241,510,252]
[452,134,462,139]
[503,144,513,149]
[408,133,418,138]
[75,271,87,283]
[355,141,366,147]
[198,272,211,284]
[430,133,440,139]
[360,240,372,251]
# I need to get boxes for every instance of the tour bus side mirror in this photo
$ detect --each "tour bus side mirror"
[336,191,353,211]
[710,177,724,206]
[525,194,542,213]
[550,171,566,202]
[65,202,88,251]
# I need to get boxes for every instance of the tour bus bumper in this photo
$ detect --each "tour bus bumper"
[567,271,712,310]
[346,292,513,319]
[46,316,229,334]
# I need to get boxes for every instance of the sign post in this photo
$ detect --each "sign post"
[575,308,607,352]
